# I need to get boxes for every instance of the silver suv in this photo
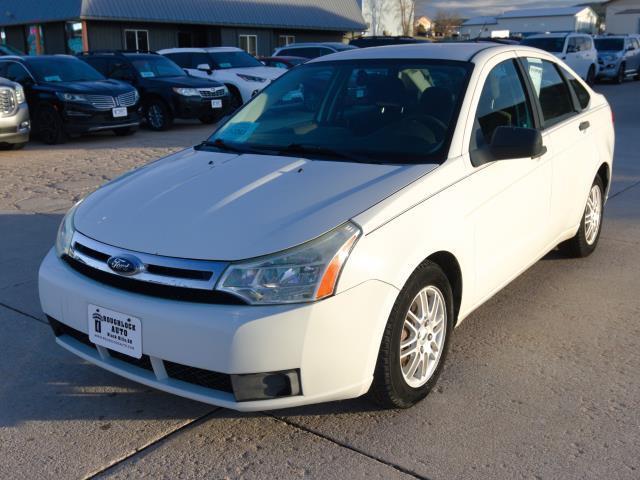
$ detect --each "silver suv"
[0,77,30,149]
[595,35,640,83]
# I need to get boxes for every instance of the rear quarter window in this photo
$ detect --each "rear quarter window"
[561,67,591,110]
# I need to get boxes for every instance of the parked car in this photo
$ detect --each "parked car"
[40,43,613,411]
[594,35,640,83]
[0,55,140,144]
[0,77,30,149]
[349,36,431,48]
[159,47,284,110]
[79,51,231,131]
[272,42,357,59]
[522,33,598,84]
[259,56,307,69]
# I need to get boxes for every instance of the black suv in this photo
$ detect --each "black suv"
[0,55,140,144]
[79,51,230,131]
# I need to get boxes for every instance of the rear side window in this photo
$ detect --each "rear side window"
[561,67,590,110]
[280,47,320,59]
[523,58,575,128]
[471,59,534,153]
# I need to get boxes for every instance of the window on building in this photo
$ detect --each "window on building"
[26,25,44,55]
[523,57,575,127]
[0,28,6,45]
[124,30,149,52]
[177,32,192,48]
[65,22,84,54]
[239,35,258,56]
[278,35,295,48]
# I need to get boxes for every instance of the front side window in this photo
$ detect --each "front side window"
[207,51,262,69]
[561,67,590,110]
[5,62,31,83]
[239,35,258,56]
[26,57,104,83]
[594,38,624,52]
[470,60,533,153]
[128,56,185,78]
[208,60,472,164]
[523,58,575,127]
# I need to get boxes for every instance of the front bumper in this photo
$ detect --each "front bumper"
[0,103,30,144]
[172,94,231,120]
[61,102,141,134]
[39,249,398,411]
[596,60,622,79]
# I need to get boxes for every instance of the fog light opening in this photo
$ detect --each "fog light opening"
[231,369,301,402]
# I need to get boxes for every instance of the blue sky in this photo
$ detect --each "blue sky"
[416,0,588,18]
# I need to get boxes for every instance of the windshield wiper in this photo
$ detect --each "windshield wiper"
[196,138,250,154]
[273,143,377,164]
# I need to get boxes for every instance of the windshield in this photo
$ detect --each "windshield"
[594,38,625,51]
[209,51,263,69]
[129,56,185,78]
[521,37,566,53]
[27,57,104,83]
[208,59,471,164]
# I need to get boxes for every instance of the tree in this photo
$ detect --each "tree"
[397,0,416,36]
[434,10,463,38]
[366,0,384,36]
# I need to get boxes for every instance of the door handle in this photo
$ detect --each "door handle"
[579,121,590,131]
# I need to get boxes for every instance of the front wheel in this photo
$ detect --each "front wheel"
[370,261,454,409]
[615,64,625,84]
[144,100,173,131]
[559,176,604,258]
[586,65,596,86]
[36,105,66,145]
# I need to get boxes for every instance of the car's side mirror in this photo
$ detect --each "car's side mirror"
[627,46,635,52]
[197,63,212,73]
[490,126,545,160]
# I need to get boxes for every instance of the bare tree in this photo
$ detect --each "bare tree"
[397,0,416,36]
[366,0,384,36]
[433,10,463,38]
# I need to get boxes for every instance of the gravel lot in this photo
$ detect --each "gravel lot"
[1,84,639,479]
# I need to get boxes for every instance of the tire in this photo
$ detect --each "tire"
[586,65,596,86]
[36,105,66,145]
[144,99,173,131]
[615,63,625,84]
[370,261,454,409]
[199,114,218,124]
[558,175,605,258]
[226,85,243,111]
[113,126,137,136]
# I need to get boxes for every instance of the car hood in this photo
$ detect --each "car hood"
[74,149,437,260]
[144,75,224,88]
[228,66,285,80]
[44,79,133,95]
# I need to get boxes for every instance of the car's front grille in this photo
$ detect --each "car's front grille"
[165,361,233,393]
[198,87,227,99]
[0,88,17,116]
[116,90,138,107]
[86,95,116,109]
[48,317,234,395]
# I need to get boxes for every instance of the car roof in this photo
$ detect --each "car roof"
[526,32,589,39]
[263,56,307,61]
[307,42,502,63]
[159,47,242,53]
[278,42,351,49]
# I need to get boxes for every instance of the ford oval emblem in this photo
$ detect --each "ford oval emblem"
[107,254,144,276]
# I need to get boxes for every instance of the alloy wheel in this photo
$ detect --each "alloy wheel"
[147,104,164,129]
[400,286,447,388]
[584,184,602,246]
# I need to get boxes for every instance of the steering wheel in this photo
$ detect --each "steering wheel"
[402,114,448,141]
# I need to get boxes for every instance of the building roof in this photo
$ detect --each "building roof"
[0,0,366,31]
[462,16,498,27]
[499,6,591,19]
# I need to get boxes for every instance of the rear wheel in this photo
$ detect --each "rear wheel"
[615,63,626,84]
[144,100,173,131]
[370,261,454,409]
[36,105,66,145]
[586,65,596,85]
[559,176,604,258]
[226,85,243,111]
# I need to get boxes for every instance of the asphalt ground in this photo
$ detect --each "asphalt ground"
[0,82,638,479]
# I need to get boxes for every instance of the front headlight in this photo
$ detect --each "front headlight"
[236,73,267,83]
[55,202,81,257]
[217,223,361,305]
[15,85,26,104]
[173,87,200,97]
[57,92,89,102]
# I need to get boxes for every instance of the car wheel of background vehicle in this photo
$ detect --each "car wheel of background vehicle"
[615,64,625,84]
[586,65,596,85]
[113,126,137,136]
[370,261,454,409]
[199,114,217,124]
[558,175,604,258]
[144,100,173,131]
[226,85,243,111]
[36,105,66,145]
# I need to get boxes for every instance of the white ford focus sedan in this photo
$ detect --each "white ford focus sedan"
[39,43,614,411]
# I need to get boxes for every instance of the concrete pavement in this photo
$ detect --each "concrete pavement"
[0,85,638,479]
